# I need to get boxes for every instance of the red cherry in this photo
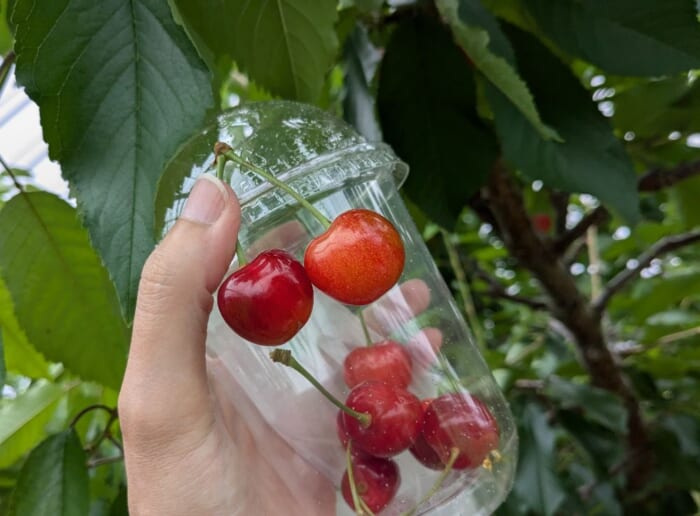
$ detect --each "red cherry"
[409,399,444,470]
[343,340,412,389]
[422,393,499,470]
[341,455,400,514]
[304,209,405,305]
[217,250,313,346]
[532,213,552,233]
[336,411,370,459]
[342,381,422,457]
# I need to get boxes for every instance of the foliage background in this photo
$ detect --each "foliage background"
[1,0,700,514]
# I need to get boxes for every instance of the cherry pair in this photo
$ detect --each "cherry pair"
[217,208,404,346]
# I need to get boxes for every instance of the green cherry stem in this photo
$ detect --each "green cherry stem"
[270,349,371,427]
[346,442,374,516]
[359,310,373,347]
[222,149,331,229]
[214,153,248,267]
[358,497,375,516]
[215,153,227,181]
[402,447,460,516]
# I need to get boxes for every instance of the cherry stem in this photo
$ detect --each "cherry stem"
[215,153,248,267]
[359,311,372,347]
[221,149,331,229]
[346,442,373,516]
[402,447,460,516]
[358,497,375,516]
[269,349,371,427]
[235,240,248,267]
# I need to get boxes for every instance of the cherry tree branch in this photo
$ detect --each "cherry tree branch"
[638,159,700,191]
[593,229,700,313]
[484,162,653,491]
[554,159,700,255]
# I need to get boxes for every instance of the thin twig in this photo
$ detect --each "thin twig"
[469,262,548,310]
[586,226,602,300]
[593,229,700,313]
[553,206,609,254]
[549,190,569,237]
[0,153,24,192]
[69,404,115,428]
[442,230,486,350]
[87,453,124,468]
[0,51,15,99]
[656,325,700,346]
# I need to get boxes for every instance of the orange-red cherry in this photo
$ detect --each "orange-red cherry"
[304,209,405,305]
[217,250,313,346]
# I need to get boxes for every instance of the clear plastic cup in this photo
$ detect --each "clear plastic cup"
[158,101,517,515]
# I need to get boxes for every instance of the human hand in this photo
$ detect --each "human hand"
[119,174,441,515]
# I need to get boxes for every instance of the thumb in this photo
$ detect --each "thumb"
[120,174,240,440]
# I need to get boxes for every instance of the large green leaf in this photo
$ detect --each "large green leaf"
[0,380,73,468]
[527,0,700,76]
[377,15,498,228]
[486,26,640,223]
[0,276,51,379]
[170,0,337,102]
[511,403,567,516]
[436,0,559,141]
[12,0,214,319]
[8,430,88,516]
[0,193,129,389]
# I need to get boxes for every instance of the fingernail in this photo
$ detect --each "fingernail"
[181,174,228,225]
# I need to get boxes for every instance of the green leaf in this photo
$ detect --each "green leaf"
[8,429,88,516]
[0,193,129,389]
[12,0,215,319]
[527,0,700,76]
[558,411,624,472]
[512,403,567,516]
[486,26,640,223]
[377,15,498,228]
[544,376,627,433]
[613,77,700,139]
[342,25,382,142]
[0,276,51,379]
[0,380,74,468]
[109,485,128,516]
[436,0,559,141]
[170,0,337,102]
[661,413,700,458]
[673,175,700,230]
